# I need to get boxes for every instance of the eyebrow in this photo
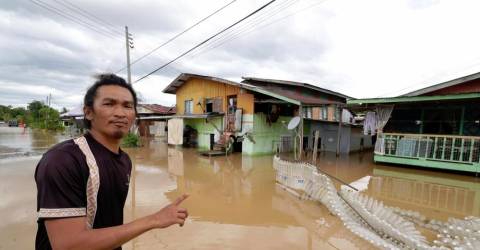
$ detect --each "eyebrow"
[101,98,134,105]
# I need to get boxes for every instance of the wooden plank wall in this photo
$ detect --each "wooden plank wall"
[175,78,254,115]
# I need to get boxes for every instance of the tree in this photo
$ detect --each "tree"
[28,100,45,122]
[0,105,26,122]
[23,100,63,130]
[39,106,62,130]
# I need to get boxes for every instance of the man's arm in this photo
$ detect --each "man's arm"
[46,194,189,250]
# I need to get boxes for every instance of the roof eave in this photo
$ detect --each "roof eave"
[241,76,351,99]
[347,92,480,105]
[402,71,480,97]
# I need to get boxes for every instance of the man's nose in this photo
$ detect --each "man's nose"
[113,106,127,117]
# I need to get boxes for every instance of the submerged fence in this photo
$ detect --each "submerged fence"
[273,156,480,250]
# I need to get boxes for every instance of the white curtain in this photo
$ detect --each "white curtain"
[375,105,394,133]
[374,105,394,154]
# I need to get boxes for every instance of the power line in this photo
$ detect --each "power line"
[29,0,121,41]
[135,0,278,83]
[192,0,326,59]
[51,0,123,37]
[188,0,297,58]
[115,0,237,73]
[189,0,301,59]
[59,0,123,36]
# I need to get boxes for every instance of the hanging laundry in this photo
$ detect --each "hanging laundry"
[363,111,377,135]
[168,118,184,145]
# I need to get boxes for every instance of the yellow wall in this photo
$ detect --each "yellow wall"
[238,92,254,114]
[175,78,254,115]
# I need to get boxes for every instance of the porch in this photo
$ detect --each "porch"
[375,132,480,173]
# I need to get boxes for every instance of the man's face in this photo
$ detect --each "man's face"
[84,85,136,139]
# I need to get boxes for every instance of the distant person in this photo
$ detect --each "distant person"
[34,74,189,250]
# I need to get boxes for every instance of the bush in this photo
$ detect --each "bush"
[122,132,140,147]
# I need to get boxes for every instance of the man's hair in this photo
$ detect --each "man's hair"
[83,73,138,129]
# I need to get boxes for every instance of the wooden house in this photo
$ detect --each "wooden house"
[163,73,369,155]
[348,72,480,173]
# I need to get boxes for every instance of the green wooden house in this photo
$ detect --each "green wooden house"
[348,72,480,173]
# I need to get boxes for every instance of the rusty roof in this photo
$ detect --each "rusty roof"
[162,73,348,106]
[402,71,480,97]
[138,104,176,114]
[242,76,351,100]
[241,77,349,105]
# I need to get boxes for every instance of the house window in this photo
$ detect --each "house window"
[206,99,213,113]
[184,100,193,114]
[227,95,237,114]
[302,107,312,119]
[333,105,339,121]
[321,106,328,120]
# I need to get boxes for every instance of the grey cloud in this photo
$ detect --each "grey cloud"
[0,0,375,108]
[1,0,194,34]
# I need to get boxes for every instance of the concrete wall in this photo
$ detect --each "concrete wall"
[184,117,223,150]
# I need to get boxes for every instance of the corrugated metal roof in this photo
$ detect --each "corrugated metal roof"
[241,77,347,105]
[138,104,176,114]
[402,71,480,97]
[162,73,348,106]
[60,104,83,117]
[241,76,351,99]
[347,92,480,105]
[162,73,301,105]
[253,87,344,105]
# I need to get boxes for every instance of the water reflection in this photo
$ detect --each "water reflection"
[0,127,70,157]
[122,146,373,249]
[366,166,480,219]
[1,132,479,249]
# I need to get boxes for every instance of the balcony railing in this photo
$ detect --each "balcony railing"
[375,133,480,165]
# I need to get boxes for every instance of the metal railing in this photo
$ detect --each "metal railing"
[376,133,480,164]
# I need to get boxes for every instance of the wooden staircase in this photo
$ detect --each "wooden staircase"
[213,132,234,152]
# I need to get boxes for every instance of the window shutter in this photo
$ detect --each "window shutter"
[213,98,223,112]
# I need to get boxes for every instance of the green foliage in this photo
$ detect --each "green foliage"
[28,101,44,121]
[121,132,141,147]
[0,101,63,130]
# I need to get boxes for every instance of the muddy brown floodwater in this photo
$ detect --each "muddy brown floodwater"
[0,128,479,249]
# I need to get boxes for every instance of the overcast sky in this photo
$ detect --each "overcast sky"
[2,0,480,110]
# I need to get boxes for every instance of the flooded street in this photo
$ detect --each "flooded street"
[0,127,479,249]
[0,127,70,158]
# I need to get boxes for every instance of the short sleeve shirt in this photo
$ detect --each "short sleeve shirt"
[35,133,132,250]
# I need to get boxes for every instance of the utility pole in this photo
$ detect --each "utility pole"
[125,26,133,84]
[45,93,51,128]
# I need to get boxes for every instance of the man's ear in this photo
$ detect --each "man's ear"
[84,106,93,121]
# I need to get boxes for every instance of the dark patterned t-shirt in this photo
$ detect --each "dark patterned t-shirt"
[35,132,132,250]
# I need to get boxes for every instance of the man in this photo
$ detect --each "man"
[35,74,188,250]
